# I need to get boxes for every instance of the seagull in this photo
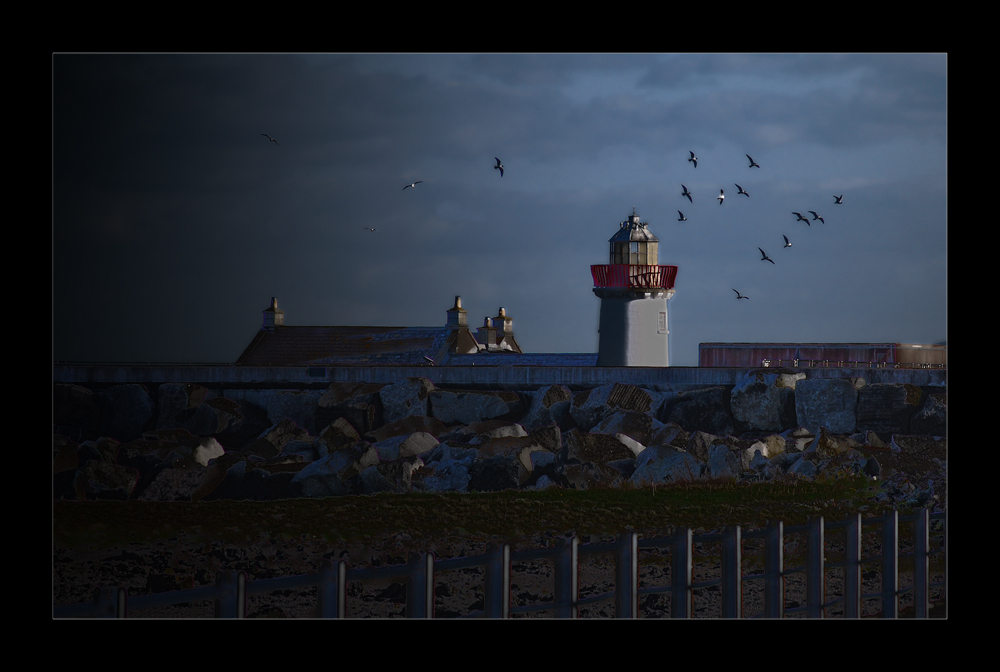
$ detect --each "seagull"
[363,227,380,233]
[733,289,749,300]
[793,212,810,225]
[808,211,825,224]
[736,184,749,197]
[759,247,775,264]
[688,151,698,168]
[834,195,844,205]
[681,184,693,203]
[261,134,279,146]
[783,235,792,248]
[677,211,687,221]
[494,157,504,177]
[717,189,725,205]
[746,154,760,168]
[403,181,423,190]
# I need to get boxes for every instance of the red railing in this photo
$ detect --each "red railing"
[591,264,678,289]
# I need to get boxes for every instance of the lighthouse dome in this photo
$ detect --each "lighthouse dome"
[608,208,658,265]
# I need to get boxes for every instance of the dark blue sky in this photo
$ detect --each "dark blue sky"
[53,54,947,365]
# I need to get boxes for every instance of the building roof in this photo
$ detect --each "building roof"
[235,326,453,366]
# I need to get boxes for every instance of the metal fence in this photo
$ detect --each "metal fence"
[760,359,946,370]
[53,508,945,619]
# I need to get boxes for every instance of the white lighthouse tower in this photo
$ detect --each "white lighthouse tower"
[592,208,678,366]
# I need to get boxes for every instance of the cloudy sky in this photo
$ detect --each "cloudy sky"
[53,54,946,366]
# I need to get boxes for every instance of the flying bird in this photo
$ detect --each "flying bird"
[733,289,749,300]
[793,212,810,224]
[677,211,687,221]
[834,195,844,205]
[783,235,792,248]
[363,227,380,233]
[759,247,775,264]
[717,189,725,205]
[403,181,423,190]
[736,184,749,197]
[746,154,760,168]
[681,185,693,203]
[494,157,504,177]
[688,151,698,168]
[808,211,825,224]
[261,134,279,145]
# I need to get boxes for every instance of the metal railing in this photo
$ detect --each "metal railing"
[591,264,678,290]
[760,359,946,370]
[53,508,945,619]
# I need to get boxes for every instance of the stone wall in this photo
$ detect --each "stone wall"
[53,368,946,504]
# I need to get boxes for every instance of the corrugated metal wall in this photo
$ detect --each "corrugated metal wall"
[698,343,946,367]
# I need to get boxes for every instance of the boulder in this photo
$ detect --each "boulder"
[429,389,523,425]
[291,442,379,497]
[520,385,575,431]
[570,383,666,432]
[316,417,362,455]
[559,461,625,490]
[686,430,725,462]
[856,384,924,435]
[192,437,226,466]
[138,463,211,501]
[794,377,863,435]
[629,446,703,486]
[806,427,862,459]
[53,384,102,441]
[366,415,447,443]
[317,382,385,436]
[787,457,818,478]
[466,419,528,443]
[380,377,436,423]
[664,387,734,436]
[412,443,479,492]
[469,454,520,492]
[707,444,742,481]
[911,393,946,437]
[590,410,663,446]
[98,384,155,443]
[155,383,208,430]
[240,419,313,461]
[72,459,140,501]
[564,430,636,465]
[528,423,562,452]
[730,369,804,432]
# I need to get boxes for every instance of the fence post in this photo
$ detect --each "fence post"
[614,532,638,618]
[913,508,930,618]
[406,551,434,618]
[844,513,862,618]
[671,528,693,619]
[318,560,347,618]
[806,516,825,618]
[214,570,245,618]
[92,587,124,618]
[763,520,783,618]
[881,509,898,618]
[553,536,579,618]
[484,542,510,619]
[721,526,742,618]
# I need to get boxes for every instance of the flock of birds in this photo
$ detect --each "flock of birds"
[260,135,845,302]
[678,150,844,301]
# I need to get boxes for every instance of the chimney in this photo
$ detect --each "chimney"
[476,316,498,351]
[262,297,284,331]
[492,307,519,352]
[446,295,468,329]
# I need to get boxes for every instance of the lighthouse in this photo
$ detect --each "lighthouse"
[592,208,678,366]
